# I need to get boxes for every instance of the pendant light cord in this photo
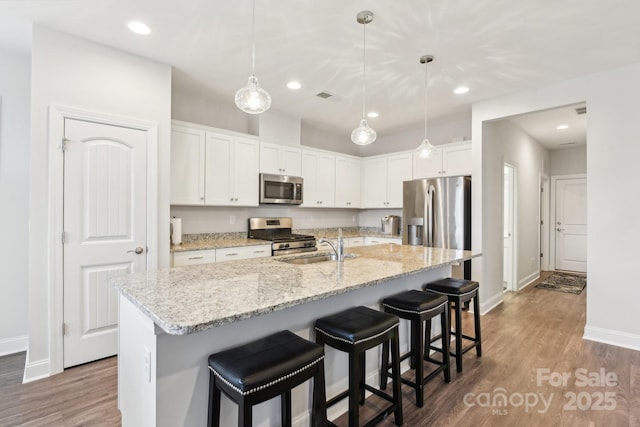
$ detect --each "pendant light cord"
[251,0,256,76]
[424,59,428,139]
[361,17,367,119]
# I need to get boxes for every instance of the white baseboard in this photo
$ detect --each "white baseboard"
[480,291,503,315]
[518,271,540,291]
[0,334,28,356]
[23,357,50,383]
[583,325,640,351]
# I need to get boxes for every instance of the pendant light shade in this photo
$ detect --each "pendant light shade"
[235,0,271,114]
[235,75,271,114]
[351,119,377,146]
[351,11,376,146]
[416,55,435,158]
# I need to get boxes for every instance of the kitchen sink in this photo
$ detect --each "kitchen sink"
[278,253,357,265]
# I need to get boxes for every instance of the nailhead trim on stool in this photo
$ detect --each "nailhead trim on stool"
[380,290,451,407]
[207,330,327,427]
[315,305,403,427]
[424,278,482,373]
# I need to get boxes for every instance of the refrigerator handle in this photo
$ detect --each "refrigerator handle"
[427,185,434,247]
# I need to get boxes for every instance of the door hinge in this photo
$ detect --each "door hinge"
[62,323,68,336]
[61,137,70,152]
[540,253,543,258]
[61,231,67,244]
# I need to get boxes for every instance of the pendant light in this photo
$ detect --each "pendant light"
[235,0,271,114]
[416,55,435,158]
[351,11,376,146]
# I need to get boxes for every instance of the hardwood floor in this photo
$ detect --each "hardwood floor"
[1,272,639,426]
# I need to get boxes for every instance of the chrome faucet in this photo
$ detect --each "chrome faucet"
[317,236,344,262]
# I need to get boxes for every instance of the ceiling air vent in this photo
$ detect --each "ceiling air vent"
[316,91,333,99]
[575,106,587,115]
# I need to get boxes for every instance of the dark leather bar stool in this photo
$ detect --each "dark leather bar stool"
[315,306,403,427]
[207,330,327,427]
[424,278,482,372]
[380,290,451,407]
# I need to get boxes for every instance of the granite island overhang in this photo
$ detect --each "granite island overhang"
[112,244,481,426]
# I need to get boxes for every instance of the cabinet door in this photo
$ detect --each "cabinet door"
[216,244,271,262]
[335,156,361,208]
[316,153,336,207]
[300,150,319,207]
[204,132,233,205]
[232,137,260,206]
[413,149,443,179]
[259,142,281,174]
[442,143,472,176]
[171,126,205,205]
[365,236,402,245]
[280,146,301,176]
[259,142,301,175]
[386,153,413,208]
[172,249,216,267]
[362,157,388,208]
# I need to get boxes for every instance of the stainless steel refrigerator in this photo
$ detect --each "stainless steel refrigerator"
[402,176,472,279]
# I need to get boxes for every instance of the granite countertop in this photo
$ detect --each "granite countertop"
[171,229,402,252]
[112,244,481,336]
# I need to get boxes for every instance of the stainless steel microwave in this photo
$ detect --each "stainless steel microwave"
[259,173,303,205]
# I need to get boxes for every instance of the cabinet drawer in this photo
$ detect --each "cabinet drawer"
[364,237,402,246]
[173,249,216,267]
[216,245,272,262]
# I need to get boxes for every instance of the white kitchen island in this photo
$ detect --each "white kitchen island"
[112,244,481,426]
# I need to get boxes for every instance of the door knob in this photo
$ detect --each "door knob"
[127,247,144,254]
[556,228,565,232]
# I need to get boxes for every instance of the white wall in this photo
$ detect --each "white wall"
[26,26,172,380]
[170,206,359,234]
[0,49,30,355]
[484,119,548,288]
[549,146,586,176]
[473,62,640,350]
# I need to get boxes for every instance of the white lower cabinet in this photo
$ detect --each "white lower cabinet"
[364,236,402,245]
[344,237,364,247]
[216,245,272,262]
[172,249,216,267]
[172,244,271,267]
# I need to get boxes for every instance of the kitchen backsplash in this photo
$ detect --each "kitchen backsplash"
[170,206,401,234]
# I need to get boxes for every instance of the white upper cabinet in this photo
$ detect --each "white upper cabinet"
[335,155,361,208]
[204,133,259,206]
[171,125,206,205]
[362,152,412,208]
[171,122,259,207]
[259,141,302,176]
[413,141,472,178]
[301,149,335,207]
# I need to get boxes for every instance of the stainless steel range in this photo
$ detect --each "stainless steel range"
[248,217,317,256]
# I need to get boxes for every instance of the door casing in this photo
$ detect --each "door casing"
[48,105,158,375]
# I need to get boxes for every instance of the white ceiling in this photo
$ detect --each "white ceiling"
[1,0,638,146]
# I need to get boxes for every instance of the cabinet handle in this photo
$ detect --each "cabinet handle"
[188,256,204,260]
[200,197,204,201]
[225,253,238,257]
[254,250,265,254]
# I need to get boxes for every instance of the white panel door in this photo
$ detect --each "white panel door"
[387,153,413,207]
[232,137,260,206]
[555,177,587,272]
[204,131,232,205]
[63,118,147,368]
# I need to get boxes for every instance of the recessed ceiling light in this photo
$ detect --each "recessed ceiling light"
[287,81,302,90]
[128,21,151,35]
[557,124,569,130]
[454,86,469,94]
[367,111,379,118]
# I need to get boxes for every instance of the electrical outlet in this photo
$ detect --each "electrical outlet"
[229,215,236,225]
[143,346,151,383]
